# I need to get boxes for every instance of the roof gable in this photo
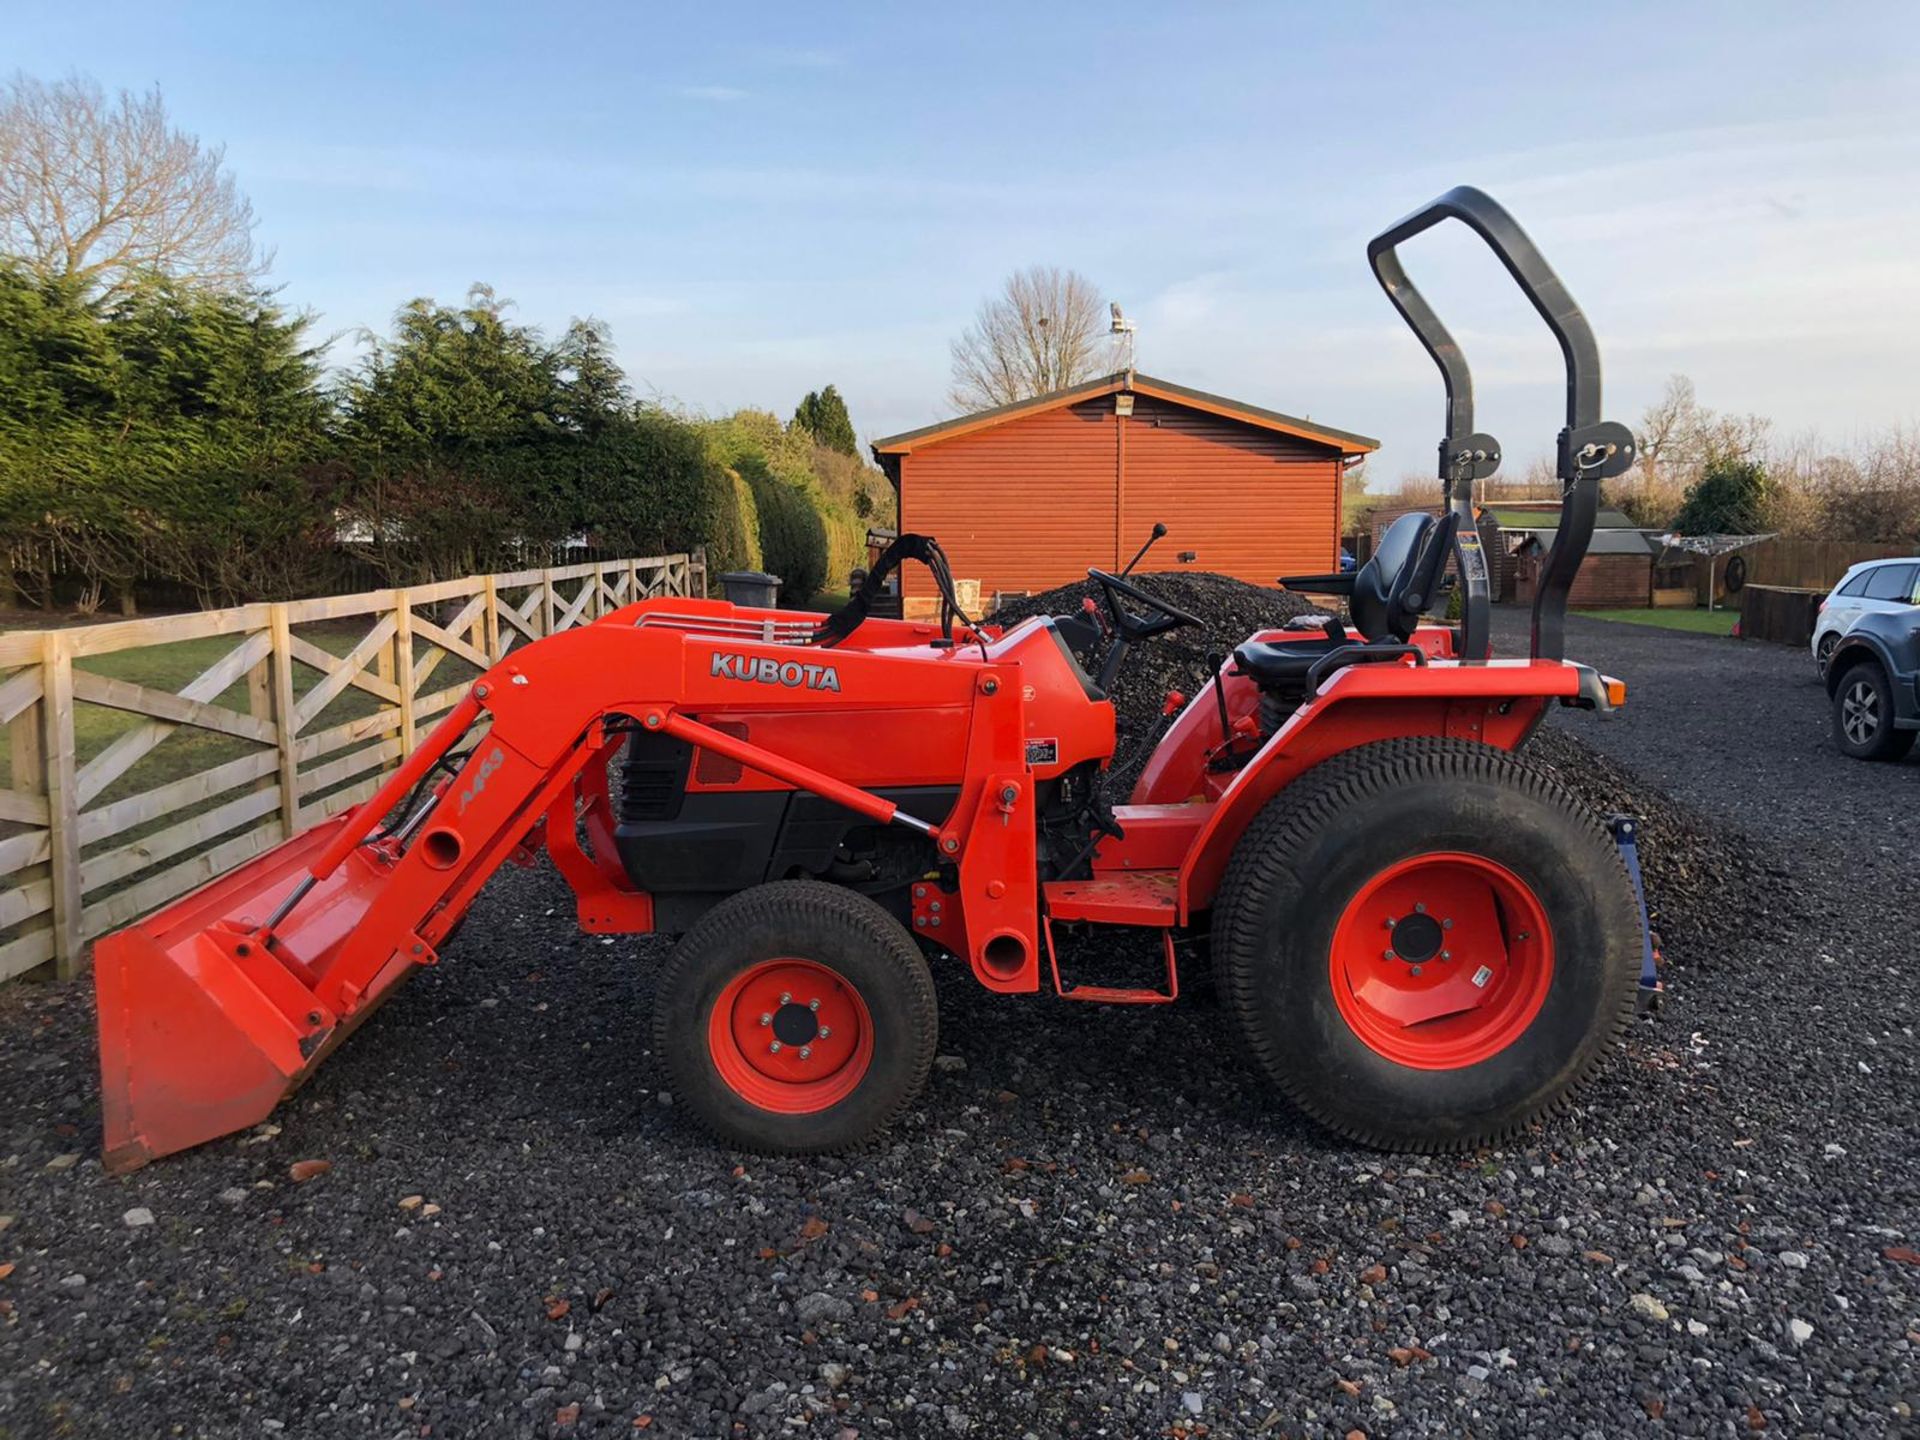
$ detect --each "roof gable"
[872,371,1378,458]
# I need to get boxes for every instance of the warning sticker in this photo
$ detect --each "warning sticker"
[1025,738,1059,766]
[1456,528,1489,584]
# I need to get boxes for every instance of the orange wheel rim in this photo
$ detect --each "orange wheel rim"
[707,958,874,1113]
[1328,852,1554,1070]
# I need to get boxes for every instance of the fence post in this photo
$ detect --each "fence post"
[483,573,501,662]
[41,632,82,979]
[392,588,417,753]
[692,546,708,598]
[540,569,556,638]
[267,604,301,833]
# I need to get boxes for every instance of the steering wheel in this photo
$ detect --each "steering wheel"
[1086,567,1203,643]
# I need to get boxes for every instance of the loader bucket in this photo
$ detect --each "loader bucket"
[95,691,491,1171]
[94,812,423,1172]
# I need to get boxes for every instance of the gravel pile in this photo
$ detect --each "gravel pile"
[1523,727,1789,978]
[993,572,1316,779]
[2,606,1917,1438]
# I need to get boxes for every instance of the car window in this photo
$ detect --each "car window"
[1861,563,1917,601]
[1836,570,1873,597]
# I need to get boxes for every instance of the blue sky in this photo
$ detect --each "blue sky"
[9,2,1919,482]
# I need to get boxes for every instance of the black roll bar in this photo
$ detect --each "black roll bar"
[1367,186,1635,662]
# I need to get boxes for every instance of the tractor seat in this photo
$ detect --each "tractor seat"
[1230,635,1347,688]
[1233,510,1458,692]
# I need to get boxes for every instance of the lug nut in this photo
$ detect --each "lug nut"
[915,916,926,928]
[1443,918,1454,930]
[1414,902,1427,914]
[819,1027,832,1039]
[759,1012,772,1026]
[1382,949,1395,961]
[1441,950,1452,961]
[809,997,820,1011]
[780,992,791,1004]
[929,900,941,912]
[1411,965,1423,976]
[1383,916,1396,928]
[770,1041,783,1053]
[799,1046,812,1060]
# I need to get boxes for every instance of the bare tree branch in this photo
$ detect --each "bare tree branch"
[947,264,1117,412]
[0,71,266,301]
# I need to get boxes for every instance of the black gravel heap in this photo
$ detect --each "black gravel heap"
[992,572,1316,782]
[2,607,1918,1438]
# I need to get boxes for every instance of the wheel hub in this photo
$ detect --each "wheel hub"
[1842,682,1879,744]
[1331,852,1554,1070]
[708,958,873,1112]
[1388,911,1444,964]
[770,1003,819,1047]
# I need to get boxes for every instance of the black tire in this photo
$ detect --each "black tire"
[653,881,938,1154]
[1832,660,1917,762]
[1815,631,1840,680]
[1213,738,1639,1151]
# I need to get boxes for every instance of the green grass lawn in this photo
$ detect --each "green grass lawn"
[1580,607,1738,637]
[785,589,849,613]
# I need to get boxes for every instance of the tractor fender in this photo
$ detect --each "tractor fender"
[1174,659,1589,920]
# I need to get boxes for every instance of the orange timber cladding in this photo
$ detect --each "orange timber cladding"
[893,393,1350,603]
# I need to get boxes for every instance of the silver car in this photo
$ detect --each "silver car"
[1812,558,1919,678]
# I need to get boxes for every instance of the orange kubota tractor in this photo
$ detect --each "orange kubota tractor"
[95,188,1644,1169]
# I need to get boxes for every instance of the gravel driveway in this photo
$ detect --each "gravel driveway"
[1,608,1915,1438]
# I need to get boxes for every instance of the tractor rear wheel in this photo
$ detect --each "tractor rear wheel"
[653,881,938,1154]
[1213,737,1638,1151]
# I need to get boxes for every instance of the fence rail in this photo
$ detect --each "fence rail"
[0,553,704,984]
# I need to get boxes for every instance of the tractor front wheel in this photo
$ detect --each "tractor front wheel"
[1214,738,1638,1151]
[653,881,938,1154]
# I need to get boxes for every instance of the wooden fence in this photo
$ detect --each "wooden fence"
[1685,536,1908,605]
[1738,584,1825,647]
[0,553,703,984]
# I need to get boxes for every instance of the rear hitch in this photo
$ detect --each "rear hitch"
[1608,815,1664,1011]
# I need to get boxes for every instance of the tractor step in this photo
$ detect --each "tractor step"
[1042,872,1180,1004]
[1043,871,1178,926]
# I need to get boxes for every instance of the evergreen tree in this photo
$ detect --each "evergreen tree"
[792,384,858,456]
[1673,458,1771,535]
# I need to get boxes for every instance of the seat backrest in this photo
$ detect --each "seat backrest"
[1351,510,1460,641]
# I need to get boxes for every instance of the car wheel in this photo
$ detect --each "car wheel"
[1832,661,1918,762]
[1815,631,1840,679]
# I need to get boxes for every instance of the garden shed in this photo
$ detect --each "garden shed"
[872,372,1376,606]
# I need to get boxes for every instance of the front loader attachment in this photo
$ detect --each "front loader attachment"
[94,814,421,1171]
[90,599,1016,1169]
[92,690,537,1172]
